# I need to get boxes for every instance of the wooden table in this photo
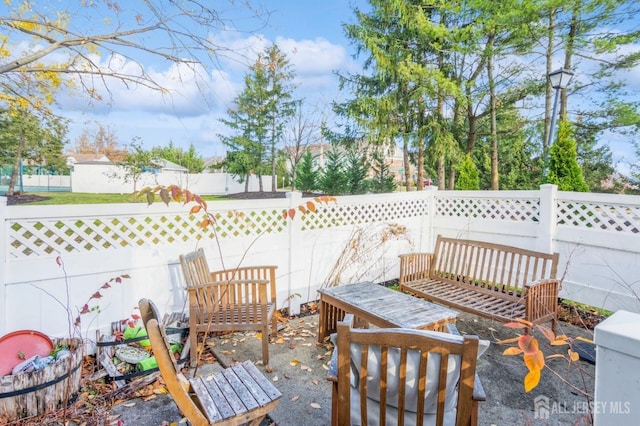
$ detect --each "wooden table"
[317,282,458,343]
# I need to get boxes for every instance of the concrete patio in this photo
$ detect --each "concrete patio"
[110,310,596,426]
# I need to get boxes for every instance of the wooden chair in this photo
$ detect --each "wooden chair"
[138,298,281,426]
[179,248,278,367]
[328,314,485,426]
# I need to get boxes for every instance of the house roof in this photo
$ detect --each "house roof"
[149,158,189,172]
[66,153,111,164]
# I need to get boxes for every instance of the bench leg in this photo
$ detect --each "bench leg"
[262,323,270,366]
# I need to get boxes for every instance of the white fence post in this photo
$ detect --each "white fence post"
[538,184,557,253]
[0,196,6,336]
[593,310,640,424]
[285,191,303,316]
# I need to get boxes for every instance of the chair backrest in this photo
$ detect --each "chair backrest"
[210,265,278,304]
[179,248,212,288]
[138,298,209,425]
[335,314,479,426]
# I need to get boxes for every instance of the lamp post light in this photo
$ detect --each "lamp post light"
[543,67,574,178]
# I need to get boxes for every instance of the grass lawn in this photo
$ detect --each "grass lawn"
[12,192,226,205]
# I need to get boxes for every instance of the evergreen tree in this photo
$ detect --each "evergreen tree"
[0,107,68,195]
[455,154,480,190]
[294,151,318,193]
[574,124,614,192]
[369,151,397,193]
[219,44,297,192]
[150,141,205,173]
[318,148,347,196]
[546,120,589,192]
[344,148,370,195]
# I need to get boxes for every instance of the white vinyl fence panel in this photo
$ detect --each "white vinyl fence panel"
[1,185,639,345]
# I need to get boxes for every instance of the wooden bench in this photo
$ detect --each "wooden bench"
[399,235,560,332]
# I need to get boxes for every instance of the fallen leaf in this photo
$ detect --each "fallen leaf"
[284,373,290,379]
[123,402,136,407]
[290,359,301,366]
[272,375,278,382]
[310,402,321,409]
[291,395,300,402]
[265,366,274,373]
[275,337,285,344]
[312,379,318,385]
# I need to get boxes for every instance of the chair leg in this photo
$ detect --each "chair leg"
[262,324,269,366]
[190,329,198,368]
[248,416,266,426]
[271,312,278,341]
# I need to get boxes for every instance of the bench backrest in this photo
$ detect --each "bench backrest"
[431,236,559,301]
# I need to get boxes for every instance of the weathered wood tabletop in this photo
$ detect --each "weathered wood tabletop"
[317,281,458,342]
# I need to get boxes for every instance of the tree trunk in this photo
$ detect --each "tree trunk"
[402,134,411,190]
[487,32,499,190]
[561,3,579,120]
[438,155,445,190]
[543,9,555,153]
[7,128,26,196]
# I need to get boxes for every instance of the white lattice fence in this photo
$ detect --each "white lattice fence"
[557,199,640,234]
[435,194,540,222]
[300,197,429,231]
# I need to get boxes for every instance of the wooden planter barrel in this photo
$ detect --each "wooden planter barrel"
[0,338,83,421]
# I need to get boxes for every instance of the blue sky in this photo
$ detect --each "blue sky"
[58,0,368,158]
[37,1,638,173]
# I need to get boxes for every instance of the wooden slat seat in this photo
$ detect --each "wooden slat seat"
[399,235,560,332]
[139,298,281,426]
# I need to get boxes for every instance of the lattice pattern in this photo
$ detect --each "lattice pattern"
[300,198,429,231]
[8,209,288,259]
[557,200,640,233]
[435,197,539,221]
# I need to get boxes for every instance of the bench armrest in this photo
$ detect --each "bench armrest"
[398,252,433,285]
[524,279,560,326]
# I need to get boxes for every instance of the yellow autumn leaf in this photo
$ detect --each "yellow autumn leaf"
[496,336,521,345]
[576,336,594,344]
[275,337,285,344]
[550,339,569,346]
[290,359,301,366]
[524,350,545,372]
[568,349,580,361]
[503,347,523,356]
[524,369,541,392]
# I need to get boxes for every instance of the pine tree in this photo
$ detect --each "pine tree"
[344,148,370,195]
[294,151,318,193]
[546,120,589,192]
[318,149,347,196]
[455,154,480,190]
[369,152,397,193]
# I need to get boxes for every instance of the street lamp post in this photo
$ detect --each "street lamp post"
[543,67,574,178]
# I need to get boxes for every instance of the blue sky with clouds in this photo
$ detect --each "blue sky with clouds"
[57,0,368,158]
[37,1,638,172]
